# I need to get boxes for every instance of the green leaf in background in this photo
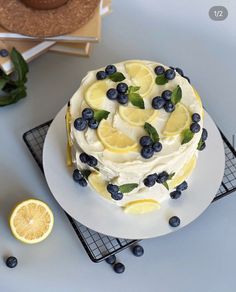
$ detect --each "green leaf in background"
[128,92,145,109]
[144,122,159,143]
[155,74,168,85]
[119,183,138,193]
[94,110,110,122]
[162,181,169,190]
[81,169,91,179]
[109,72,125,82]
[171,85,182,105]
[197,138,204,150]
[0,79,8,90]
[10,47,29,83]
[0,86,27,107]
[181,129,194,145]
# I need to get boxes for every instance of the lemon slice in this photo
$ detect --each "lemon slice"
[88,172,111,201]
[119,106,158,126]
[192,86,204,118]
[124,199,160,214]
[97,120,138,153]
[163,103,191,136]
[169,155,197,189]
[125,62,154,97]
[10,199,54,244]
[85,80,109,109]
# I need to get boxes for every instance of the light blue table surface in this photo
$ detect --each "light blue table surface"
[0,1,235,291]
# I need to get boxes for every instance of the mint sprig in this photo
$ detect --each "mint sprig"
[127,86,144,109]
[109,72,125,82]
[144,122,159,143]
[171,85,182,105]
[181,129,194,145]
[155,74,168,85]
[94,109,110,122]
[119,183,138,193]
[197,138,204,150]
[162,173,175,190]
[81,169,91,179]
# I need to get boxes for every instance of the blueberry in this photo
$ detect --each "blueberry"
[116,82,128,93]
[139,136,153,147]
[141,146,154,159]
[198,141,206,151]
[154,65,165,75]
[0,49,9,57]
[113,262,125,273]
[183,76,191,83]
[78,178,87,187]
[82,108,94,120]
[170,190,182,199]
[96,71,107,80]
[88,118,99,129]
[132,245,144,257]
[176,181,188,191]
[164,101,175,113]
[192,113,201,123]
[152,96,165,109]
[73,169,83,182]
[162,90,172,101]
[152,142,162,152]
[169,216,181,227]
[107,184,119,194]
[105,255,116,265]
[190,122,201,133]
[201,128,208,141]
[165,69,176,80]
[87,156,98,167]
[6,256,18,268]
[175,67,184,76]
[156,171,169,183]
[111,192,123,201]
[106,88,118,100]
[79,152,89,163]
[105,65,117,75]
[117,93,128,104]
[143,174,158,187]
[74,117,87,131]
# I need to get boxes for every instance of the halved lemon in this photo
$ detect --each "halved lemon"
[10,199,54,244]
[163,103,191,136]
[119,106,158,126]
[88,172,111,201]
[85,80,109,109]
[123,199,160,214]
[97,120,138,153]
[192,86,204,118]
[125,62,154,97]
[169,155,197,189]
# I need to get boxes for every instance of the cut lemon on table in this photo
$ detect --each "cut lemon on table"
[163,103,191,136]
[88,172,111,201]
[97,120,138,153]
[123,199,160,214]
[169,155,197,189]
[85,80,109,109]
[10,199,54,244]
[125,62,154,97]
[119,106,158,126]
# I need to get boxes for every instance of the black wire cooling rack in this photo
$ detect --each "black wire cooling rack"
[23,121,236,263]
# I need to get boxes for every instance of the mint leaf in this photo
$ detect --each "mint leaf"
[171,85,182,105]
[181,129,194,145]
[155,74,168,85]
[162,181,169,190]
[81,169,91,179]
[197,138,204,150]
[94,110,110,122]
[10,47,29,83]
[119,183,138,193]
[128,86,140,94]
[0,86,27,107]
[168,173,175,180]
[144,122,159,143]
[128,92,145,109]
[109,72,125,82]
[0,79,7,90]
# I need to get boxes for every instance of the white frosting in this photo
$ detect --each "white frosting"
[69,60,203,206]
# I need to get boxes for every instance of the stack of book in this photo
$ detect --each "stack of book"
[0,0,111,74]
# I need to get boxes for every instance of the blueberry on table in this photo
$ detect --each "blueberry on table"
[198,141,206,151]
[201,128,208,141]
[105,255,116,265]
[87,156,98,167]
[141,146,154,159]
[192,113,201,123]
[107,184,119,194]
[117,93,128,104]
[116,82,128,93]
[164,101,175,113]
[96,71,107,80]
[169,216,181,227]
[74,117,87,131]
[105,65,117,75]
[175,67,184,76]
[79,152,89,163]
[152,142,162,153]
[132,245,144,257]
[6,256,18,268]
[88,118,99,130]
[152,96,165,109]
[0,49,9,57]
[73,169,83,182]
[170,190,182,199]
[176,181,188,191]
[82,108,94,120]
[113,262,125,274]
[139,136,153,147]
[143,174,156,187]
[165,69,176,80]
[111,192,123,201]
[156,171,169,183]
[162,90,172,101]
[190,122,200,133]
[154,65,165,75]
[106,88,118,100]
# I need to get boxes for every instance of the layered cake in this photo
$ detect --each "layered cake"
[66,60,208,214]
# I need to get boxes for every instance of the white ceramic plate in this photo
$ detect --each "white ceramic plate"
[43,106,225,239]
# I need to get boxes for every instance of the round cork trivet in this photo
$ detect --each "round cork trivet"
[0,0,100,37]
[21,0,69,10]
